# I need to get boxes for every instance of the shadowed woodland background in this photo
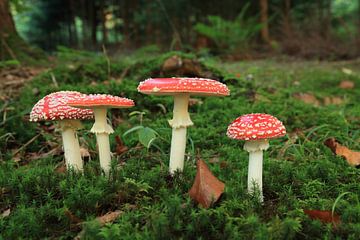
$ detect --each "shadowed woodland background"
[1,0,360,61]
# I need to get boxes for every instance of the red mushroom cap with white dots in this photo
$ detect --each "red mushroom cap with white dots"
[137,77,230,96]
[227,113,286,141]
[67,94,134,109]
[30,91,94,122]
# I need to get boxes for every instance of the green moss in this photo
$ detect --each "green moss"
[1,53,360,238]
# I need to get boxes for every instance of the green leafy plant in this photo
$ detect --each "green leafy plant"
[123,111,166,152]
[194,3,262,52]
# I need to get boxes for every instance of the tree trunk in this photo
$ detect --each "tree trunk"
[0,0,16,36]
[0,0,19,61]
[357,0,360,52]
[283,0,292,38]
[259,0,270,44]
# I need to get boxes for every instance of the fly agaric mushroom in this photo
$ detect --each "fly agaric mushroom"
[30,91,93,172]
[138,77,230,174]
[67,94,134,175]
[227,113,286,201]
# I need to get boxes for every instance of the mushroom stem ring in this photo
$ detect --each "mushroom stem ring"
[92,108,114,175]
[168,94,193,174]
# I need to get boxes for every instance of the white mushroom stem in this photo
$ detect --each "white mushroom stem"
[168,94,193,174]
[243,139,269,202]
[59,120,83,172]
[91,108,114,175]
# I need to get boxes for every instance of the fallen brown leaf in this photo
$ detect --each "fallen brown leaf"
[27,146,62,162]
[208,156,220,164]
[96,210,123,225]
[162,55,183,72]
[189,98,203,106]
[339,80,355,89]
[342,68,353,75]
[294,93,344,106]
[115,136,128,155]
[64,208,83,224]
[189,159,225,208]
[324,138,360,167]
[303,209,340,227]
[1,208,11,218]
[293,93,320,107]
[80,147,90,159]
[74,210,123,239]
[55,163,67,173]
[323,96,344,106]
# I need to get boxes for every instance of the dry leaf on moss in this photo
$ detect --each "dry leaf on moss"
[96,210,123,225]
[323,96,344,106]
[1,208,11,218]
[189,159,225,208]
[115,136,128,155]
[324,138,360,167]
[80,147,90,159]
[74,210,123,239]
[293,93,320,106]
[303,209,340,227]
[294,92,344,106]
[342,68,353,75]
[64,208,82,224]
[339,80,355,89]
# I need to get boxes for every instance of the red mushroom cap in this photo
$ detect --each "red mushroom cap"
[67,94,134,109]
[227,113,286,140]
[30,91,94,122]
[137,77,230,96]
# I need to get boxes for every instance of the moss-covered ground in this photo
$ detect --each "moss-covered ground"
[1,50,360,239]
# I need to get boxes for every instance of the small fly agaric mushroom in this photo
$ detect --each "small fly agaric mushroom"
[138,77,230,174]
[227,113,286,201]
[30,91,93,172]
[67,94,134,175]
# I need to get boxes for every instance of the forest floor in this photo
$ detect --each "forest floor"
[1,50,360,239]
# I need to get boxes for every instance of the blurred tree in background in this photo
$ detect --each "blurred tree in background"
[2,0,360,60]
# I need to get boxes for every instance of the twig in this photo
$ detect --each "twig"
[3,79,25,86]
[12,134,41,156]
[1,37,18,62]
[102,44,111,79]
[50,73,59,88]
[117,66,130,82]
[156,0,182,49]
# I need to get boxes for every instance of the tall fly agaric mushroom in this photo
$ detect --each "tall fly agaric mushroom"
[67,94,134,175]
[138,77,230,174]
[30,91,93,172]
[227,113,286,201]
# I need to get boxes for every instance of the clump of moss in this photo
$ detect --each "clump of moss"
[1,52,360,239]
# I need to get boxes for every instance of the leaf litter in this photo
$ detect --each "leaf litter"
[189,159,225,208]
[324,138,360,167]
